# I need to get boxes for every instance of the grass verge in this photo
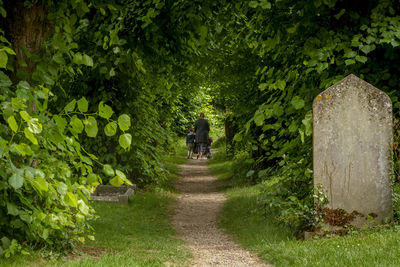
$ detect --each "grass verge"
[0,141,190,267]
[209,150,400,267]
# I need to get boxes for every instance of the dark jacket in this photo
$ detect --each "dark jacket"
[186,133,195,144]
[194,118,210,143]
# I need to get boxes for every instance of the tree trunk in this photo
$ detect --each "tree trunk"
[4,0,50,80]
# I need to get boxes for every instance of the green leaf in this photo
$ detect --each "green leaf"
[7,116,18,132]
[254,112,265,126]
[302,111,313,136]
[360,44,375,54]
[0,71,12,87]
[299,129,305,143]
[78,200,89,215]
[77,97,88,113]
[276,80,286,90]
[7,202,19,216]
[13,143,33,156]
[19,111,31,122]
[345,59,355,65]
[115,169,126,179]
[290,96,305,109]
[82,54,93,67]
[116,169,133,185]
[35,177,48,192]
[11,97,27,110]
[118,133,132,150]
[249,1,258,8]
[53,115,67,132]
[70,116,84,134]
[118,114,131,131]
[98,101,114,119]
[64,99,76,113]
[260,0,271,9]
[104,121,117,136]
[64,192,78,207]
[344,50,357,58]
[109,176,124,186]
[9,173,24,190]
[28,118,42,134]
[103,164,115,176]
[87,173,98,185]
[0,51,7,68]
[73,52,83,65]
[355,55,367,63]
[84,116,98,137]
[24,127,38,145]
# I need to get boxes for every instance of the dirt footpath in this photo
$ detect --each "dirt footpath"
[171,158,269,267]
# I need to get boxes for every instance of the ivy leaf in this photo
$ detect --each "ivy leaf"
[84,116,98,137]
[70,116,84,134]
[104,121,117,136]
[119,133,132,150]
[77,97,88,113]
[118,114,131,131]
[24,127,38,145]
[103,164,115,176]
[360,44,375,54]
[9,173,24,190]
[98,101,114,119]
[7,116,18,132]
[290,96,305,109]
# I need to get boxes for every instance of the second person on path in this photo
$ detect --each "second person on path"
[194,113,210,159]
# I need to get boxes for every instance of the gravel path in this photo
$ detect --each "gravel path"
[171,158,269,267]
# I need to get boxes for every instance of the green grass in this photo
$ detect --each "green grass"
[0,192,190,267]
[0,143,191,267]
[209,151,400,267]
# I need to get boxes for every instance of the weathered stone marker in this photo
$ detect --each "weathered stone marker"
[313,74,393,226]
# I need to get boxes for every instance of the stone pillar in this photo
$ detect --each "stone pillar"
[313,74,393,226]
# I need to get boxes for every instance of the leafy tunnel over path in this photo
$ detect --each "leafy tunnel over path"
[1,0,400,257]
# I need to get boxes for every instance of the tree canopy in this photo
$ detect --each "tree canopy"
[1,0,400,256]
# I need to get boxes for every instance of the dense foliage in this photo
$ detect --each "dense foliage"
[2,0,400,257]
[205,0,400,231]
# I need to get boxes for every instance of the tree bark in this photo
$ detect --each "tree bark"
[3,0,50,79]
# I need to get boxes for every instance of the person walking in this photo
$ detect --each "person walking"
[194,113,210,159]
[186,128,195,159]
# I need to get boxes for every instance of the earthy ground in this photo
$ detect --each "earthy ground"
[171,158,269,267]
